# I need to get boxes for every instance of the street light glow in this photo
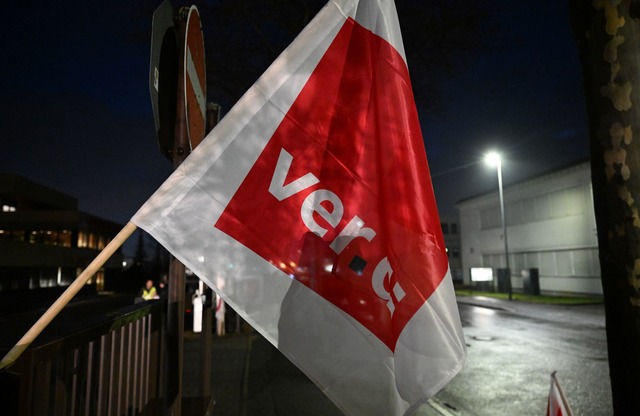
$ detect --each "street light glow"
[485,151,501,167]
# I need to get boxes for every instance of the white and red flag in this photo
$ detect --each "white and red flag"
[133,0,466,414]
[547,372,573,416]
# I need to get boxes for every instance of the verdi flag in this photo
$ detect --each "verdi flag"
[133,0,466,414]
[547,372,573,416]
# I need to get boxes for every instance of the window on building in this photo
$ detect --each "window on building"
[11,230,25,242]
[95,269,105,292]
[39,267,57,288]
[441,223,449,234]
[59,230,72,247]
[29,230,42,244]
[482,253,505,269]
[451,223,458,234]
[78,231,87,248]
[88,233,97,249]
[43,230,58,246]
[57,267,75,286]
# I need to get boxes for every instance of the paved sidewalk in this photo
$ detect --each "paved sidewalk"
[185,329,450,416]
[184,328,345,416]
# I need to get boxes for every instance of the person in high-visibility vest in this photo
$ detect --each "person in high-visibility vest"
[141,279,158,300]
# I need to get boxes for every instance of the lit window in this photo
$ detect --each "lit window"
[29,230,42,244]
[88,233,96,249]
[78,231,87,248]
[95,269,105,292]
[0,230,10,242]
[59,230,72,247]
[43,230,58,246]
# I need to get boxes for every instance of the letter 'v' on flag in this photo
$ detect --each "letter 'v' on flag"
[132,1,466,415]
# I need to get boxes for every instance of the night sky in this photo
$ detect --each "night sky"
[0,0,589,255]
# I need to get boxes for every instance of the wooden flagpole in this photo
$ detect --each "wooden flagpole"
[0,221,138,370]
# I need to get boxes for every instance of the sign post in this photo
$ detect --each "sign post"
[150,3,211,413]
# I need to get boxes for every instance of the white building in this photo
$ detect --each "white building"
[456,161,602,296]
[439,214,463,284]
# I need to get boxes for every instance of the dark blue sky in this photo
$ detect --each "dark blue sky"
[1,1,170,226]
[424,1,588,214]
[0,1,589,254]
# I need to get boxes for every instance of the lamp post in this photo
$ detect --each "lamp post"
[485,151,512,300]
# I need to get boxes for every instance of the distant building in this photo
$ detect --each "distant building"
[456,161,602,296]
[0,174,123,292]
[440,214,463,284]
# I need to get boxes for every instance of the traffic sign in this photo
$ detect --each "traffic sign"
[183,6,207,150]
[149,0,178,160]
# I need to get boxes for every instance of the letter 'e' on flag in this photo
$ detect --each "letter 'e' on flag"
[133,1,466,415]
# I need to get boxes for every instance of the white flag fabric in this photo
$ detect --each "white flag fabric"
[547,372,573,416]
[133,0,466,414]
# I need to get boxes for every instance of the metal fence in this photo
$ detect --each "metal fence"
[1,301,164,416]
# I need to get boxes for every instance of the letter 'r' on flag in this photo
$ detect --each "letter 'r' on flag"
[133,1,466,415]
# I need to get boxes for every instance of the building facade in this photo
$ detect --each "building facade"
[456,161,602,296]
[0,174,123,292]
[440,214,463,284]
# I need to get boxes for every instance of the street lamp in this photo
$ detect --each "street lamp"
[485,151,512,300]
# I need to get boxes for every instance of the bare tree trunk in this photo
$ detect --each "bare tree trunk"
[569,1,640,413]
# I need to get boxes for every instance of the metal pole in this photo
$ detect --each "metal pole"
[166,9,189,415]
[198,103,220,398]
[496,161,512,300]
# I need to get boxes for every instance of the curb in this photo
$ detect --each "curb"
[456,297,511,312]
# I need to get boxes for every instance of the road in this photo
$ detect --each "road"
[195,296,612,416]
[433,299,611,415]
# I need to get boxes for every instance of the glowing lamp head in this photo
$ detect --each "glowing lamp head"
[485,151,502,167]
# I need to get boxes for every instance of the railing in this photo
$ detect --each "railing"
[1,300,164,416]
